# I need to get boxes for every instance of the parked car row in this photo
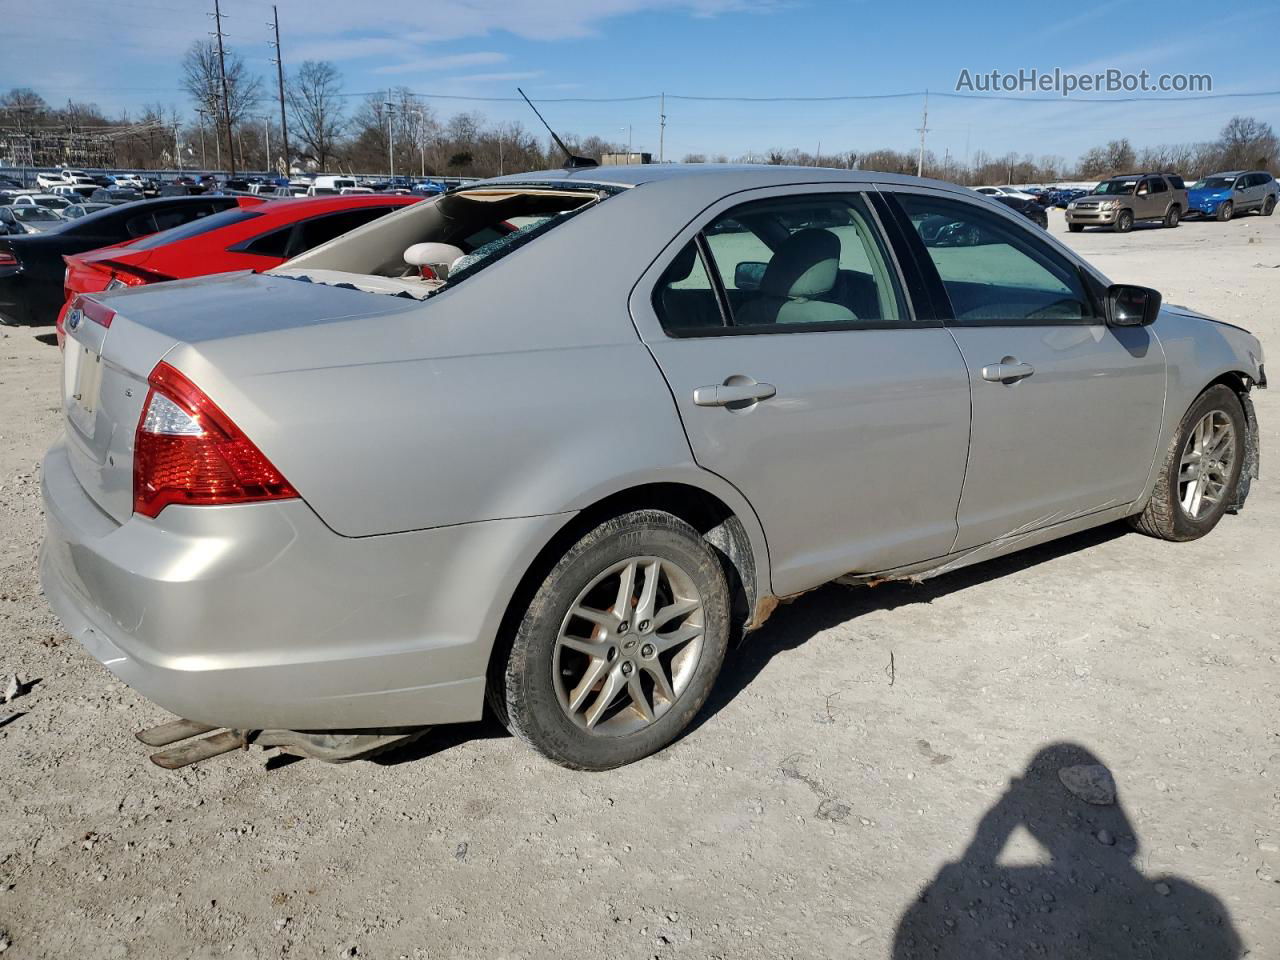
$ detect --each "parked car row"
[1066,170,1276,232]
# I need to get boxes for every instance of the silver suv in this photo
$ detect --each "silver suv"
[1066,173,1188,233]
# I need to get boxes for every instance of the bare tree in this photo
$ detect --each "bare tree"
[288,60,345,171]
[180,39,262,157]
[1218,116,1278,170]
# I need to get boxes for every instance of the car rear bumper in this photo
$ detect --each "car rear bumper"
[41,438,568,730]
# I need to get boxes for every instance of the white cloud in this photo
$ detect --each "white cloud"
[374,52,510,76]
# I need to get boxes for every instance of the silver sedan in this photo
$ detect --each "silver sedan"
[41,165,1265,769]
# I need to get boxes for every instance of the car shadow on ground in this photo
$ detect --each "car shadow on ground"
[688,521,1129,735]
[891,741,1242,958]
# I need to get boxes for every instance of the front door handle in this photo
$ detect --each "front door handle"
[981,360,1036,383]
[693,379,777,407]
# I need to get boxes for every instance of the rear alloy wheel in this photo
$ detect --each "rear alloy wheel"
[1264,196,1276,217]
[1216,201,1233,222]
[1163,205,1180,228]
[502,510,730,770]
[1129,385,1245,541]
[1114,210,1134,233]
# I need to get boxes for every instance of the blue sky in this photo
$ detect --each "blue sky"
[2,0,1277,165]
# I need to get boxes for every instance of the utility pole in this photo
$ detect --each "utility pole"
[915,89,929,178]
[196,108,208,168]
[210,0,236,175]
[268,5,289,176]
[659,92,666,163]
[384,97,395,178]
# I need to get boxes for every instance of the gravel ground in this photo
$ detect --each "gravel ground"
[1,209,1278,959]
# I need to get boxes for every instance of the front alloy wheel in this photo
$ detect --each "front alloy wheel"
[1177,411,1236,520]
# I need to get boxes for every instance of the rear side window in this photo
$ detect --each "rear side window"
[241,207,398,260]
[894,192,1093,324]
[1149,177,1168,194]
[297,207,394,251]
[654,193,905,336]
[1165,174,1184,190]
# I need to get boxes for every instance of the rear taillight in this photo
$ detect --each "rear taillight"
[0,251,17,267]
[133,362,298,518]
[103,262,174,285]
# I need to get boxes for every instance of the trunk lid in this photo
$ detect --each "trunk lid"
[59,271,409,524]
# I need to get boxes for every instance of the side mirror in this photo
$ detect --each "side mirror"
[734,261,767,291]
[1106,283,1161,327]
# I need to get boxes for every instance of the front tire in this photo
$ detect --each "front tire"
[1068,223,1084,233]
[1216,201,1233,222]
[502,510,730,770]
[1129,385,1245,541]
[1163,205,1180,228]
[1114,210,1134,233]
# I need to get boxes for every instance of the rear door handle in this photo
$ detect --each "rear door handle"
[693,379,777,407]
[981,360,1035,383]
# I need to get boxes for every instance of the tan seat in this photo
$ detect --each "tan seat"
[734,229,856,326]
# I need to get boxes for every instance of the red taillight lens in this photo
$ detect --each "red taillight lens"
[104,262,173,285]
[0,251,17,267]
[133,362,298,518]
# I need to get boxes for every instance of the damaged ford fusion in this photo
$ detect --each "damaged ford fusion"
[40,164,1263,770]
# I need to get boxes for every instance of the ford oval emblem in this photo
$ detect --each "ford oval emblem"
[67,309,81,331]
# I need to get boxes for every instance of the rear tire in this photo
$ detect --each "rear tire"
[1068,223,1084,233]
[1129,385,1245,542]
[1264,196,1276,216]
[1216,201,1233,222]
[1163,205,1180,228]
[502,510,730,770]
[1114,210,1134,233]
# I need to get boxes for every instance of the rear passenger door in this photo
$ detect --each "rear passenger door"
[629,187,973,595]
[883,188,1166,550]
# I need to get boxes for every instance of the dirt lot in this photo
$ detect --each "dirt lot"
[1,209,1278,959]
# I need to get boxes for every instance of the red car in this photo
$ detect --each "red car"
[57,194,420,345]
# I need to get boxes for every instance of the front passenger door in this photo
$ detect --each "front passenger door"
[885,189,1167,550]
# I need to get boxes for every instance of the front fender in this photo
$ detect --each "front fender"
[1136,307,1264,509]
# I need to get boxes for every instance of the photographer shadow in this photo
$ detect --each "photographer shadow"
[893,743,1241,959]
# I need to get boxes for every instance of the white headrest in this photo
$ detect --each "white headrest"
[404,242,465,277]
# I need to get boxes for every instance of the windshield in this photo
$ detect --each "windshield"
[1093,179,1137,195]
[125,207,264,250]
[1192,177,1236,189]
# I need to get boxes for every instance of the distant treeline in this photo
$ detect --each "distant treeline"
[3,54,1276,183]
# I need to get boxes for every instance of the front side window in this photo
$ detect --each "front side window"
[895,193,1092,324]
[659,193,904,336]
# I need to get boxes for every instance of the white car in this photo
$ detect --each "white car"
[12,193,74,211]
[48,183,98,201]
[112,174,145,189]
[35,169,94,191]
[972,185,1039,202]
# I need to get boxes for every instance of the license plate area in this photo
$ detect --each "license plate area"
[67,344,104,439]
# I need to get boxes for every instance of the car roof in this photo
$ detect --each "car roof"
[470,163,981,201]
